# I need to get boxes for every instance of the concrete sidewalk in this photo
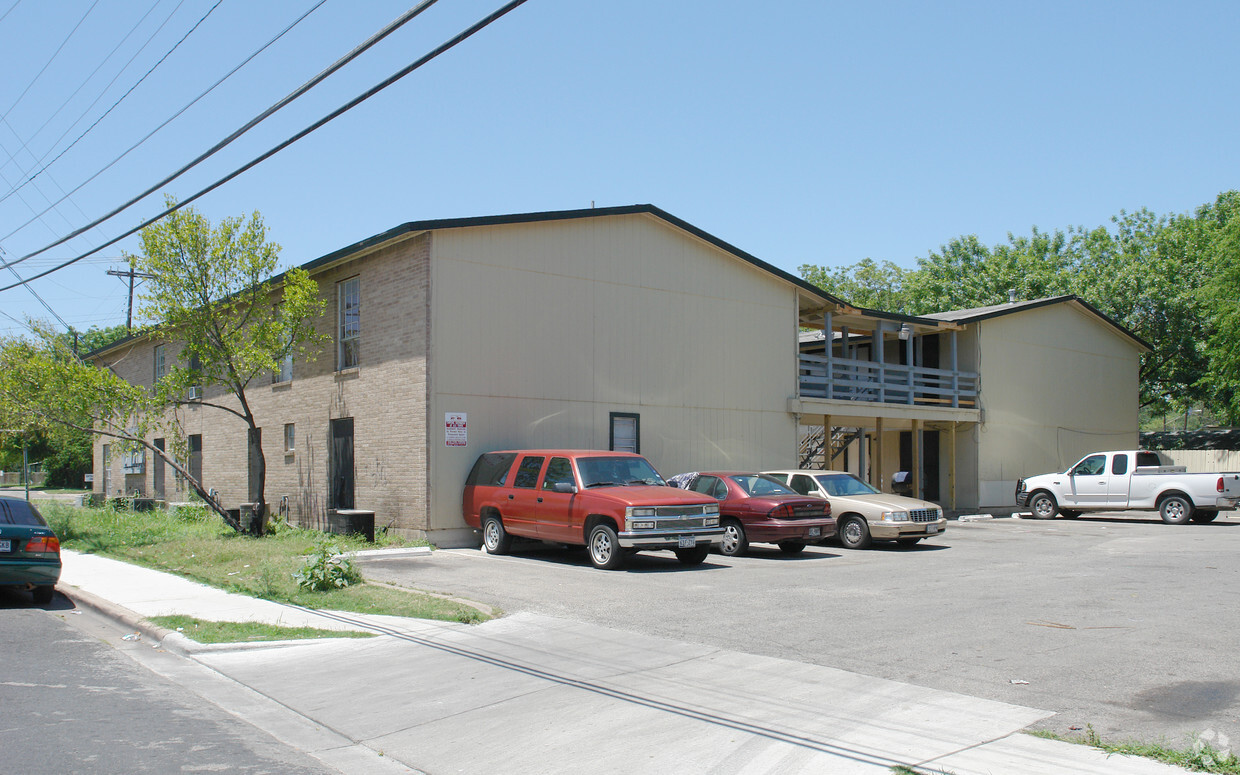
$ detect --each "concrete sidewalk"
[58,550,1189,774]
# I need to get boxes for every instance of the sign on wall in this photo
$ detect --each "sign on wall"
[445,412,467,447]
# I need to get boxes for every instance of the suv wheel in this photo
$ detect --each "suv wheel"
[587,524,625,570]
[482,515,512,554]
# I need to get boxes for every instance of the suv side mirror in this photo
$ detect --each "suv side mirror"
[553,482,578,494]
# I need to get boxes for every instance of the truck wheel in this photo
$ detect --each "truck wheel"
[778,541,806,555]
[719,518,748,557]
[839,515,872,549]
[1158,495,1193,525]
[32,585,54,605]
[587,524,625,570]
[674,545,709,565]
[482,515,512,554]
[1029,491,1059,519]
[1190,509,1219,523]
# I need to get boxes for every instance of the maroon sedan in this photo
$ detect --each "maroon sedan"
[669,472,835,556]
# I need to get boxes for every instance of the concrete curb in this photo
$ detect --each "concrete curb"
[61,584,377,656]
[61,583,193,653]
[343,546,433,559]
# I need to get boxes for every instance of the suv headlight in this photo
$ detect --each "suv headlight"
[702,504,719,516]
[881,510,910,522]
[627,507,656,518]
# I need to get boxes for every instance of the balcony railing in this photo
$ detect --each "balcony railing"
[799,353,978,408]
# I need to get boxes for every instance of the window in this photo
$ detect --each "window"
[466,452,516,487]
[153,344,166,383]
[542,457,575,490]
[609,412,639,453]
[188,353,203,399]
[273,353,293,384]
[513,456,545,488]
[1111,454,1128,476]
[691,475,728,500]
[284,423,296,453]
[337,277,360,370]
[789,474,817,496]
[123,434,145,474]
[1071,455,1106,477]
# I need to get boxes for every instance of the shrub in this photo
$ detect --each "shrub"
[293,543,362,592]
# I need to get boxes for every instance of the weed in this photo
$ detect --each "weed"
[1028,725,1240,774]
[293,543,362,591]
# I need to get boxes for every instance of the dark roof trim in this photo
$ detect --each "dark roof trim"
[925,295,1152,351]
[297,203,848,306]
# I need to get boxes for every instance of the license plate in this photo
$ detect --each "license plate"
[678,536,695,549]
[808,527,821,537]
[0,539,9,552]
[926,524,938,535]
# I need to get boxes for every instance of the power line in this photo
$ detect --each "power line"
[0,0,175,198]
[0,0,532,294]
[0,0,101,123]
[1,0,443,271]
[0,0,329,242]
[0,0,219,205]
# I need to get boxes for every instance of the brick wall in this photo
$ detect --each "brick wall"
[91,233,433,539]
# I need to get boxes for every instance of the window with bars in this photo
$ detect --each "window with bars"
[609,412,640,454]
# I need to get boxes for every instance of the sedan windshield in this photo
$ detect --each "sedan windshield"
[579,457,666,488]
[729,474,797,497]
[815,473,881,497]
[0,498,47,526]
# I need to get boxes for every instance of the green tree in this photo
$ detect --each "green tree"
[1197,192,1240,422]
[798,258,910,313]
[0,324,220,514]
[128,198,326,525]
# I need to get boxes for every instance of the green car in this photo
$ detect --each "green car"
[0,497,61,604]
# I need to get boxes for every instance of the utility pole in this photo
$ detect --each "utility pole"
[107,268,155,333]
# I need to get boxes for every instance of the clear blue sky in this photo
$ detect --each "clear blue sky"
[1,0,1237,337]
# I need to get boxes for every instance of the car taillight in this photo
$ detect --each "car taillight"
[1218,476,1225,493]
[25,536,60,555]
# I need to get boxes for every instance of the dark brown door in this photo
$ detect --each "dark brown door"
[329,419,354,510]
[153,438,165,499]
[247,428,262,504]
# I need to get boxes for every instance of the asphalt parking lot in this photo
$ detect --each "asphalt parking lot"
[357,512,1240,748]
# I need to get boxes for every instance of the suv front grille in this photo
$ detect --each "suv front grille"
[910,508,940,523]
[653,505,712,518]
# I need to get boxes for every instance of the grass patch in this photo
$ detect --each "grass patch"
[1028,725,1239,773]
[149,614,377,644]
[41,501,492,625]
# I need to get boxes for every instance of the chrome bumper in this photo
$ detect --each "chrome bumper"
[618,527,725,549]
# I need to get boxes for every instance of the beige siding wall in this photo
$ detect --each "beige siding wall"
[426,214,799,543]
[92,234,433,536]
[973,303,1140,507]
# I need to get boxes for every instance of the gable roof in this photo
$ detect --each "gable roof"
[301,203,849,307]
[923,295,1152,352]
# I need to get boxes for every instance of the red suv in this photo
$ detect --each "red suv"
[463,450,724,570]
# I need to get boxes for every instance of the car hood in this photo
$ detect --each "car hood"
[585,485,717,508]
[828,493,940,512]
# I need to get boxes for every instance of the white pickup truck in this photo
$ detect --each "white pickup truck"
[1015,450,1240,524]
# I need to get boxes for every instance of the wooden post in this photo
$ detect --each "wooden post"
[824,311,833,400]
[950,421,958,511]
[873,417,885,489]
[911,418,922,499]
[823,413,833,470]
[950,330,960,408]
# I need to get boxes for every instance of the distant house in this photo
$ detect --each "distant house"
[89,206,1148,545]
